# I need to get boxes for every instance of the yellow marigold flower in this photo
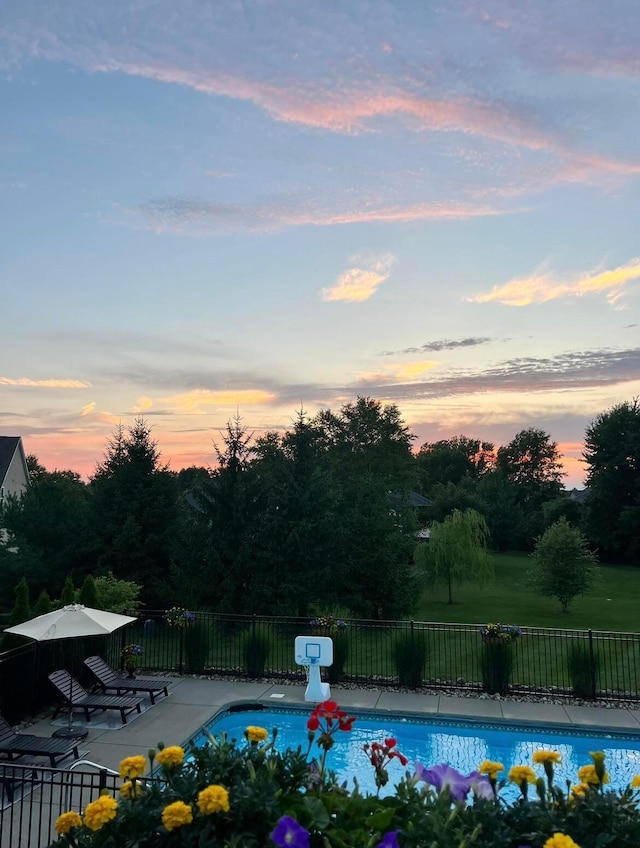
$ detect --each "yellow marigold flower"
[571,783,588,797]
[631,774,640,788]
[162,800,193,831]
[508,765,537,785]
[245,725,268,743]
[577,764,609,785]
[55,811,82,835]
[119,755,147,780]
[119,780,145,798]
[533,750,562,765]
[543,833,581,848]
[197,784,230,815]
[478,760,505,778]
[84,794,118,831]
[156,746,185,768]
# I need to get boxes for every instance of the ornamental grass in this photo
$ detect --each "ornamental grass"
[53,705,640,848]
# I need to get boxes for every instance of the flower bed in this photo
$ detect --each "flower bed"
[53,701,640,847]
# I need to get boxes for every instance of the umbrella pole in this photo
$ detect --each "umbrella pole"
[52,643,89,741]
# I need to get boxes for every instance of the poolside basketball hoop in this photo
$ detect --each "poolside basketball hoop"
[294,635,333,702]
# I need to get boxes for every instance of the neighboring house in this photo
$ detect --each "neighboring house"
[386,490,430,509]
[0,436,29,507]
[568,488,589,504]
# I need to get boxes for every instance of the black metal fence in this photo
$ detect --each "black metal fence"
[2,614,639,727]
[0,762,125,848]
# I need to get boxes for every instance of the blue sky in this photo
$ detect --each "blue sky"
[1,0,639,485]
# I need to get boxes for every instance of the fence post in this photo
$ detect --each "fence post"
[588,629,596,700]
[98,768,108,793]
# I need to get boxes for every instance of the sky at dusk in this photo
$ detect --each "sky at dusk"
[2,0,639,488]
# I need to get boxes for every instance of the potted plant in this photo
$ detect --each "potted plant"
[478,623,522,695]
[121,644,143,678]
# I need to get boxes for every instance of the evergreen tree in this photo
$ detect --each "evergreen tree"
[91,418,179,606]
[60,575,76,605]
[33,589,52,616]
[3,577,32,649]
[9,577,31,625]
[79,574,98,607]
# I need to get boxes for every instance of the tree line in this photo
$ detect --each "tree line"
[1,396,638,618]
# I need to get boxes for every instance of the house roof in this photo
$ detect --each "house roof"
[386,490,430,508]
[0,436,28,487]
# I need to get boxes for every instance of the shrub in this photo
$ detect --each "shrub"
[241,621,271,678]
[567,641,599,700]
[481,642,514,695]
[184,621,211,674]
[393,628,428,687]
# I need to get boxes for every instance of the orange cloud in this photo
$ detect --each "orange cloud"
[80,402,95,416]
[133,396,154,413]
[0,377,91,388]
[467,258,640,307]
[357,360,438,383]
[322,255,395,302]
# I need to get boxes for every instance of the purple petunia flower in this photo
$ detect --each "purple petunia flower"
[271,815,310,848]
[414,762,472,803]
[377,830,401,848]
[467,771,494,800]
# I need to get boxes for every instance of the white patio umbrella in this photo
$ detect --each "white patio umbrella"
[5,604,136,739]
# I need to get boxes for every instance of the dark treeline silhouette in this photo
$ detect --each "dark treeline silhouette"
[1,397,638,616]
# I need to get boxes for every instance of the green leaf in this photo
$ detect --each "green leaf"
[303,795,330,830]
[366,807,396,830]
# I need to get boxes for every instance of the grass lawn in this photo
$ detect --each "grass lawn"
[416,552,640,632]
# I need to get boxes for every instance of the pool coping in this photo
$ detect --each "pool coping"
[199,697,640,743]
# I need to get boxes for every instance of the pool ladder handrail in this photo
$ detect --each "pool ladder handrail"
[64,759,151,808]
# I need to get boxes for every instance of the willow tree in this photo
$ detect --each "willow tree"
[418,508,493,604]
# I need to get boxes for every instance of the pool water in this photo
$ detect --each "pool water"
[193,706,640,801]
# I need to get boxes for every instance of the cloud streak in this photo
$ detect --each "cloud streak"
[337,347,640,403]
[0,377,91,388]
[379,337,493,356]
[467,258,640,307]
[139,197,506,235]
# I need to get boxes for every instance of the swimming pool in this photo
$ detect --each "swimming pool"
[193,705,640,801]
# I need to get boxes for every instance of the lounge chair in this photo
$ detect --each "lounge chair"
[0,715,79,767]
[48,670,143,725]
[84,656,171,706]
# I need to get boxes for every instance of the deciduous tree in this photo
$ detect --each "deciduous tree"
[583,399,640,560]
[417,508,493,604]
[532,517,598,612]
